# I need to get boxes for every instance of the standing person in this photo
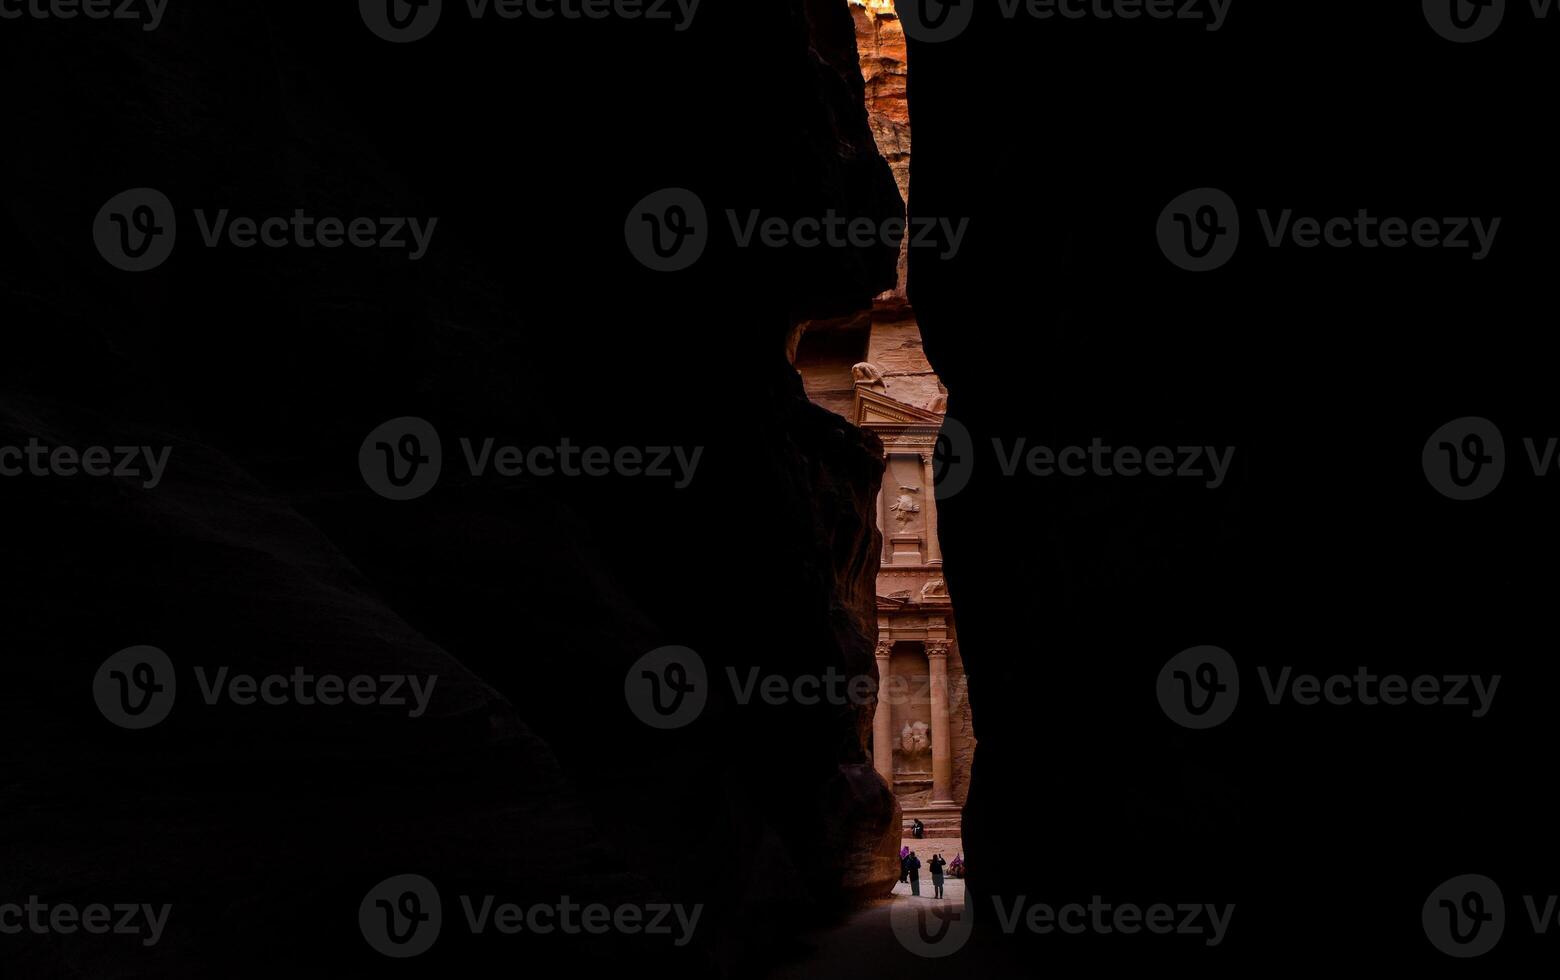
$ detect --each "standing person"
[899,846,911,883]
[905,850,922,896]
[929,853,946,898]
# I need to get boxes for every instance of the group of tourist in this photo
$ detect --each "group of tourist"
[898,847,963,899]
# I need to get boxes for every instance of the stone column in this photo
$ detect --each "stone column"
[925,639,955,806]
[920,451,942,566]
[873,639,895,784]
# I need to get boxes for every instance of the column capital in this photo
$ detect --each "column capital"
[875,639,895,659]
[924,639,951,659]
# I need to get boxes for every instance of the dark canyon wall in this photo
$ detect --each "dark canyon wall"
[0,2,902,976]
[907,3,1559,971]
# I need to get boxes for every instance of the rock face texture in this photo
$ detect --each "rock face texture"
[795,3,972,840]
[851,1,911,307]
[1,2,902,975]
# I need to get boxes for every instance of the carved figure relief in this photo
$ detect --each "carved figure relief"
[851,361,886,388]
[889,486,920,526]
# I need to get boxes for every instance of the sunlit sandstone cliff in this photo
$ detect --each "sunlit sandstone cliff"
[792,0,974,841]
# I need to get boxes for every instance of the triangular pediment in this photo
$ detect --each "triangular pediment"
[854,387,944,426]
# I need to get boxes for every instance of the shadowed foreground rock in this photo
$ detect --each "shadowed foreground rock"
[0,1,905,975]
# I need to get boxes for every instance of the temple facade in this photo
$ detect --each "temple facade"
[791,1,971,838]
[793,312,972,839]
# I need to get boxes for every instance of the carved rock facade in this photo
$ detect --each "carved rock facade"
[792,0,974,841]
